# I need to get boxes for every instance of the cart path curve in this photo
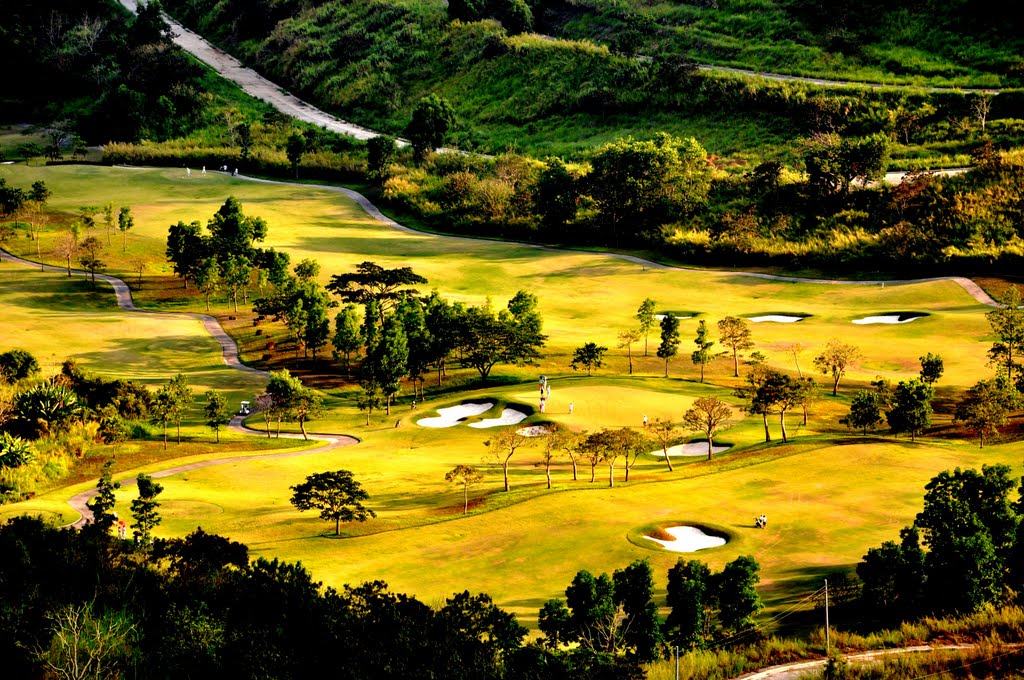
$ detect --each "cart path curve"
[232,173,1000,307]
[0,249,358,528]
[65,419,358,529]
[734,642,1023,679]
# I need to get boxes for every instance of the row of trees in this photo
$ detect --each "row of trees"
[538,556,763,662]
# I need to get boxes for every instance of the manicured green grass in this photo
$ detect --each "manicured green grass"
[1,164,1015,633]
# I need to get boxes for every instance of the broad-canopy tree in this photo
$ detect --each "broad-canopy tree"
[919,352,944,385]
[203,390,230,443]
[570,342,607,376]
[326,262,427,323]
[717,316,754,377]
[445,464,483,514]
[841,390,883,434]
[484,427,533,492]
[290,470,376,536]
[814,339,861,396]
[681,396,732,460]
[461,292,546,382]
[0,349,40,384]
[885,379,934,441]
[954,377,1019,448]
[406,94,456,162]
[366,316,408,414]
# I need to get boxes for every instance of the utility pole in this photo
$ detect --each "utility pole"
[675,646,680,680]
[824,578,830,654]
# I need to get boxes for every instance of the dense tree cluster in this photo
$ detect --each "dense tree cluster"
[859,464,1024,618]
[0,0,208,142]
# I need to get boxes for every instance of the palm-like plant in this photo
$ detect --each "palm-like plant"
[14,383,81,437]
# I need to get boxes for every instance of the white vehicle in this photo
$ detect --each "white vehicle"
[239,400,251,415]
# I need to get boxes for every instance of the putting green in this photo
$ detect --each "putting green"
[1,164,1016,632]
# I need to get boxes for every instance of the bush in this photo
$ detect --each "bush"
[99,415,132,444]
[0,349,40,384]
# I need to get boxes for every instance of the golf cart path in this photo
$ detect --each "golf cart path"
[0,249,267,376]
[0,249,358,528]
[734,643,1021,679]
[233,173,1000,307]
[65,419,357,529]
[116,0,998,155]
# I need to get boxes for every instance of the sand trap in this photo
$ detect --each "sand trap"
[748,315,806,323]
[468,408,529,428]
[655,314,693,320]
[417,402,495,428]
[650,443,731,457]
[517,425,551,437]
[644,526,727,552]
[852,313,926,325]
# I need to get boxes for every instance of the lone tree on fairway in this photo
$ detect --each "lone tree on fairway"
[717,316,754,377]
[149,387,174,449]
[203,390,230,443]
[484,427,533,492]
[636,298,657,356]
[681,397,732,460]
[657,314,680,378]
[570,342,607,376]
[290,470,376,536]
[986,286,1024,386]
[841,391,884,434]
[117,206,133,252]
[130,473,163,546]
[649,417,680,472]
[445,464,484,514]
[691,320,716,383]
[954,378,1020,448]
[168,374,194,444]
[919,353,944,385]
[814,339,861,396]
[617,329,641,375]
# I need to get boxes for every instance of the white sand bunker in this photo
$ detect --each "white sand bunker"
[650,443,731,457]
[644,526,727,552]
[469,408,529,428]
[417,402,495,428]
[517,425,551,437]
[748,315,806,323]
[655,314,693,320]
[852,313,926,325]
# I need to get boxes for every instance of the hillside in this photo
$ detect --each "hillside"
[160,0,1024,164]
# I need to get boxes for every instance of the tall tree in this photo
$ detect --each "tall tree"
[612,560,663,662]
[636,298,656,356]
[648,417,679,472]
[130,473,163,546]
[355,378,383,426]
[166,220,206,288]
[986,287,1024,386]
[303,302,331,361]
[366,135,397,184]
[86,460,121,533]
[681,397,733,460]
[78,236,104,286]
[570,342,607,376]
[368,316,408,415]
[117,206,134,252]
[285,131,306,178]
[814,339,861,396]
[168,374,194,444]
[289,470,376,536]
[666,559,713,650]
[717,316,754,378]
[919,352,944,385]
[149,387,174,449]
[657,314,680,378]
[207,197,267,259]
[716,555,763,635]
[445,464,484,514]
[220,255,252,314]
[535,157,580,228]
[691,320,716,383]
[484,427,532,492]
[332,305,363,378]
[617,329,641,375]
[203,390,230,443]
[886,379,934,442]
[195,258,220,311]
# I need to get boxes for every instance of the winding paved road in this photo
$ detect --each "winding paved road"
[0,248,358,527]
